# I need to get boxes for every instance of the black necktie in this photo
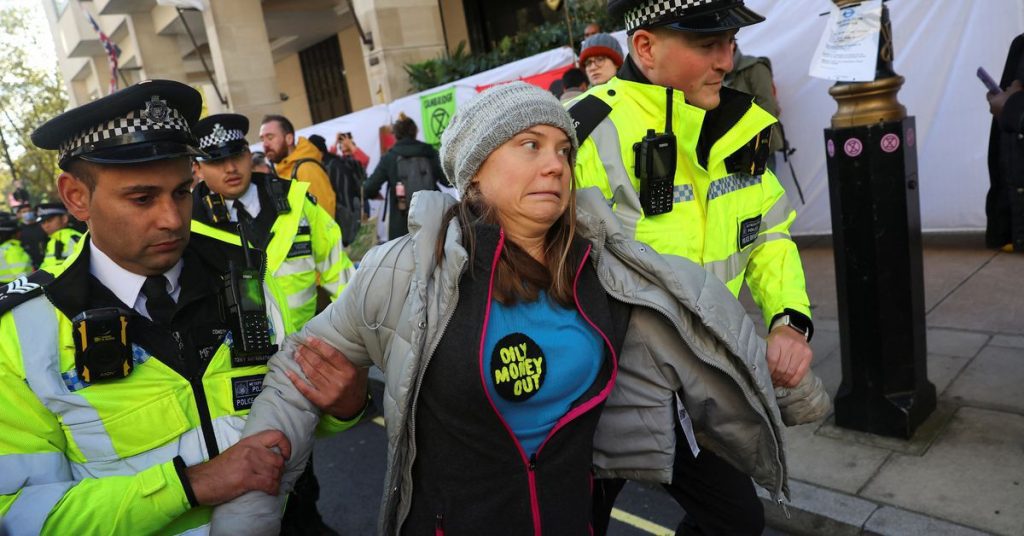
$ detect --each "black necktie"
[235,199,253,224]
[142,276,175,324]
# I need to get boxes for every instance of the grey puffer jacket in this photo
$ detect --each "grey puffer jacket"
[210,189,829,535]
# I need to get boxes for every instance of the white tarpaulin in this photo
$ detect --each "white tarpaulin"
[739,0,1024,234]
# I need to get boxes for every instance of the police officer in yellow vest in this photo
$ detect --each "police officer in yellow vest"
[0,212,32,284]
[570,1,815,534]
[0,80,369,535]
[36,201,84,271]
[190,113,355,334]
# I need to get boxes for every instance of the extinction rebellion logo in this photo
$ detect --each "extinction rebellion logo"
[490,332,546,402]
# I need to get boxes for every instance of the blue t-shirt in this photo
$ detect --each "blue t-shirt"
[482,292,604,456]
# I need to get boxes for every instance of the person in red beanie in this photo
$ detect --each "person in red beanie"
[579,33,624,86]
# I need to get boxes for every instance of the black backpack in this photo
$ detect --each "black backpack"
[394,155,439,212]
[291,158,362,247]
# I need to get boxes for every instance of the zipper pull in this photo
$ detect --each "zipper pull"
[529,453,537,471]
[435,513,444,535]
[778,497,791,519]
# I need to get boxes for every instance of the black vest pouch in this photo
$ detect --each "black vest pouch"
[72,307,135,383]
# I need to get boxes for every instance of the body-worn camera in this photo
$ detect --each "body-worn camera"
[72,308,133,383]
[634,128,677,216]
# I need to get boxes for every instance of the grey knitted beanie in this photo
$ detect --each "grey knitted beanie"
[440,81,578,197]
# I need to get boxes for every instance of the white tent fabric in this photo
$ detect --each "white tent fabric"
[737,0,1024,234]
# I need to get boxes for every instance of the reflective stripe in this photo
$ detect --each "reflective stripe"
[673,184,695,203]
[0,453,71,494]
[704,231,791,287]
[707,173,762,201]
[760,194,794,231]
[70,427,206,480]
[275,257,315,278]
[2,481,74,535]
[590,120,644,237]
[211,415,246,452]
[286,287,317,311]
[13,299,119,462]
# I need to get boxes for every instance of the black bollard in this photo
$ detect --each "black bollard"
[824,118,937,439]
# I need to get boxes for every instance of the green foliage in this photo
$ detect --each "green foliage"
[0,5,69,207]
[405,0,623,92]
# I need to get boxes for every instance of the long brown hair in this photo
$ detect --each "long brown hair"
[436,180,579,308]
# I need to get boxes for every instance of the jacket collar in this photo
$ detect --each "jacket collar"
[614,56,760,168]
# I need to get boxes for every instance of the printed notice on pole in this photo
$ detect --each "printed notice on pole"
[809,0,883,82]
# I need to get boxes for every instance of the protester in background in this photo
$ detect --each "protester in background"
[210,82,822,536]
[36,201,83,271]
[259,114,337,218]
[363,113,445,241]
[336,132,370,169]
[989,80,1024,133]
[725,44,784,172]
[579,33,624,86]
[986,33,1024,252]
[584,22,601,40]
[309,133,366,244]
[548,79,565,99]
[13,203,47,268]
[251,151,275,176]
[0,212,31,283]
[560,67,589,103]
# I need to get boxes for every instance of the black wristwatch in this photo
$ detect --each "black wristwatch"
[770,308,814,342]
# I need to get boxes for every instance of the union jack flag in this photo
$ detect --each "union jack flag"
[85,11,121,94]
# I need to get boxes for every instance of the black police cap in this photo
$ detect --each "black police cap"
[31,79,205,170]
[35,201,68,222]
[0,213,18,233]
[610,0,764,34]
[193,113,251,162]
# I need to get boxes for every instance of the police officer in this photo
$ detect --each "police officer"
[570,1,815,534]
[36,201,84,271]
[0,212,32,283]
[0,80,368,535]
[190,113,355,334]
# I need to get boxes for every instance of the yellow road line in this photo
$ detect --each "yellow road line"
[610,508,674,535]
[369,415,671,535]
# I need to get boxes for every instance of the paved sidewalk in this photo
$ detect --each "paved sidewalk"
[749,233,1024,536]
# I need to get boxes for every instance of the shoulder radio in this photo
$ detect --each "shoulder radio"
[220,222,277,366]
[633,86,677,216]
[202,193,231,224]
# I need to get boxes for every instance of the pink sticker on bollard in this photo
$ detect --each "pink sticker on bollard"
[844,138,863,157]
[906,128,915,148]
[827,139,836,157]
[881,133,900,153]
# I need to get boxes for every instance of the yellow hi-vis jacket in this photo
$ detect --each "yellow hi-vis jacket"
[0,238,31,284]
[0,234,360,535]
[40,227,84,271]
[191,176,355,334]
[571,75,810,326]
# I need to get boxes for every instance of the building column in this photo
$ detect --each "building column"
[351,0,448,104]
[128,11,187,82]
[200,0,282,133]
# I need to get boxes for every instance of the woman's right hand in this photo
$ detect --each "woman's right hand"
[285,336,369,420]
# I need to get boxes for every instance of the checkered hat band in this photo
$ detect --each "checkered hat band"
[36,208,66,219]
[58,106,191,161]
[624,0,717,31]
[199,128,246,150]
